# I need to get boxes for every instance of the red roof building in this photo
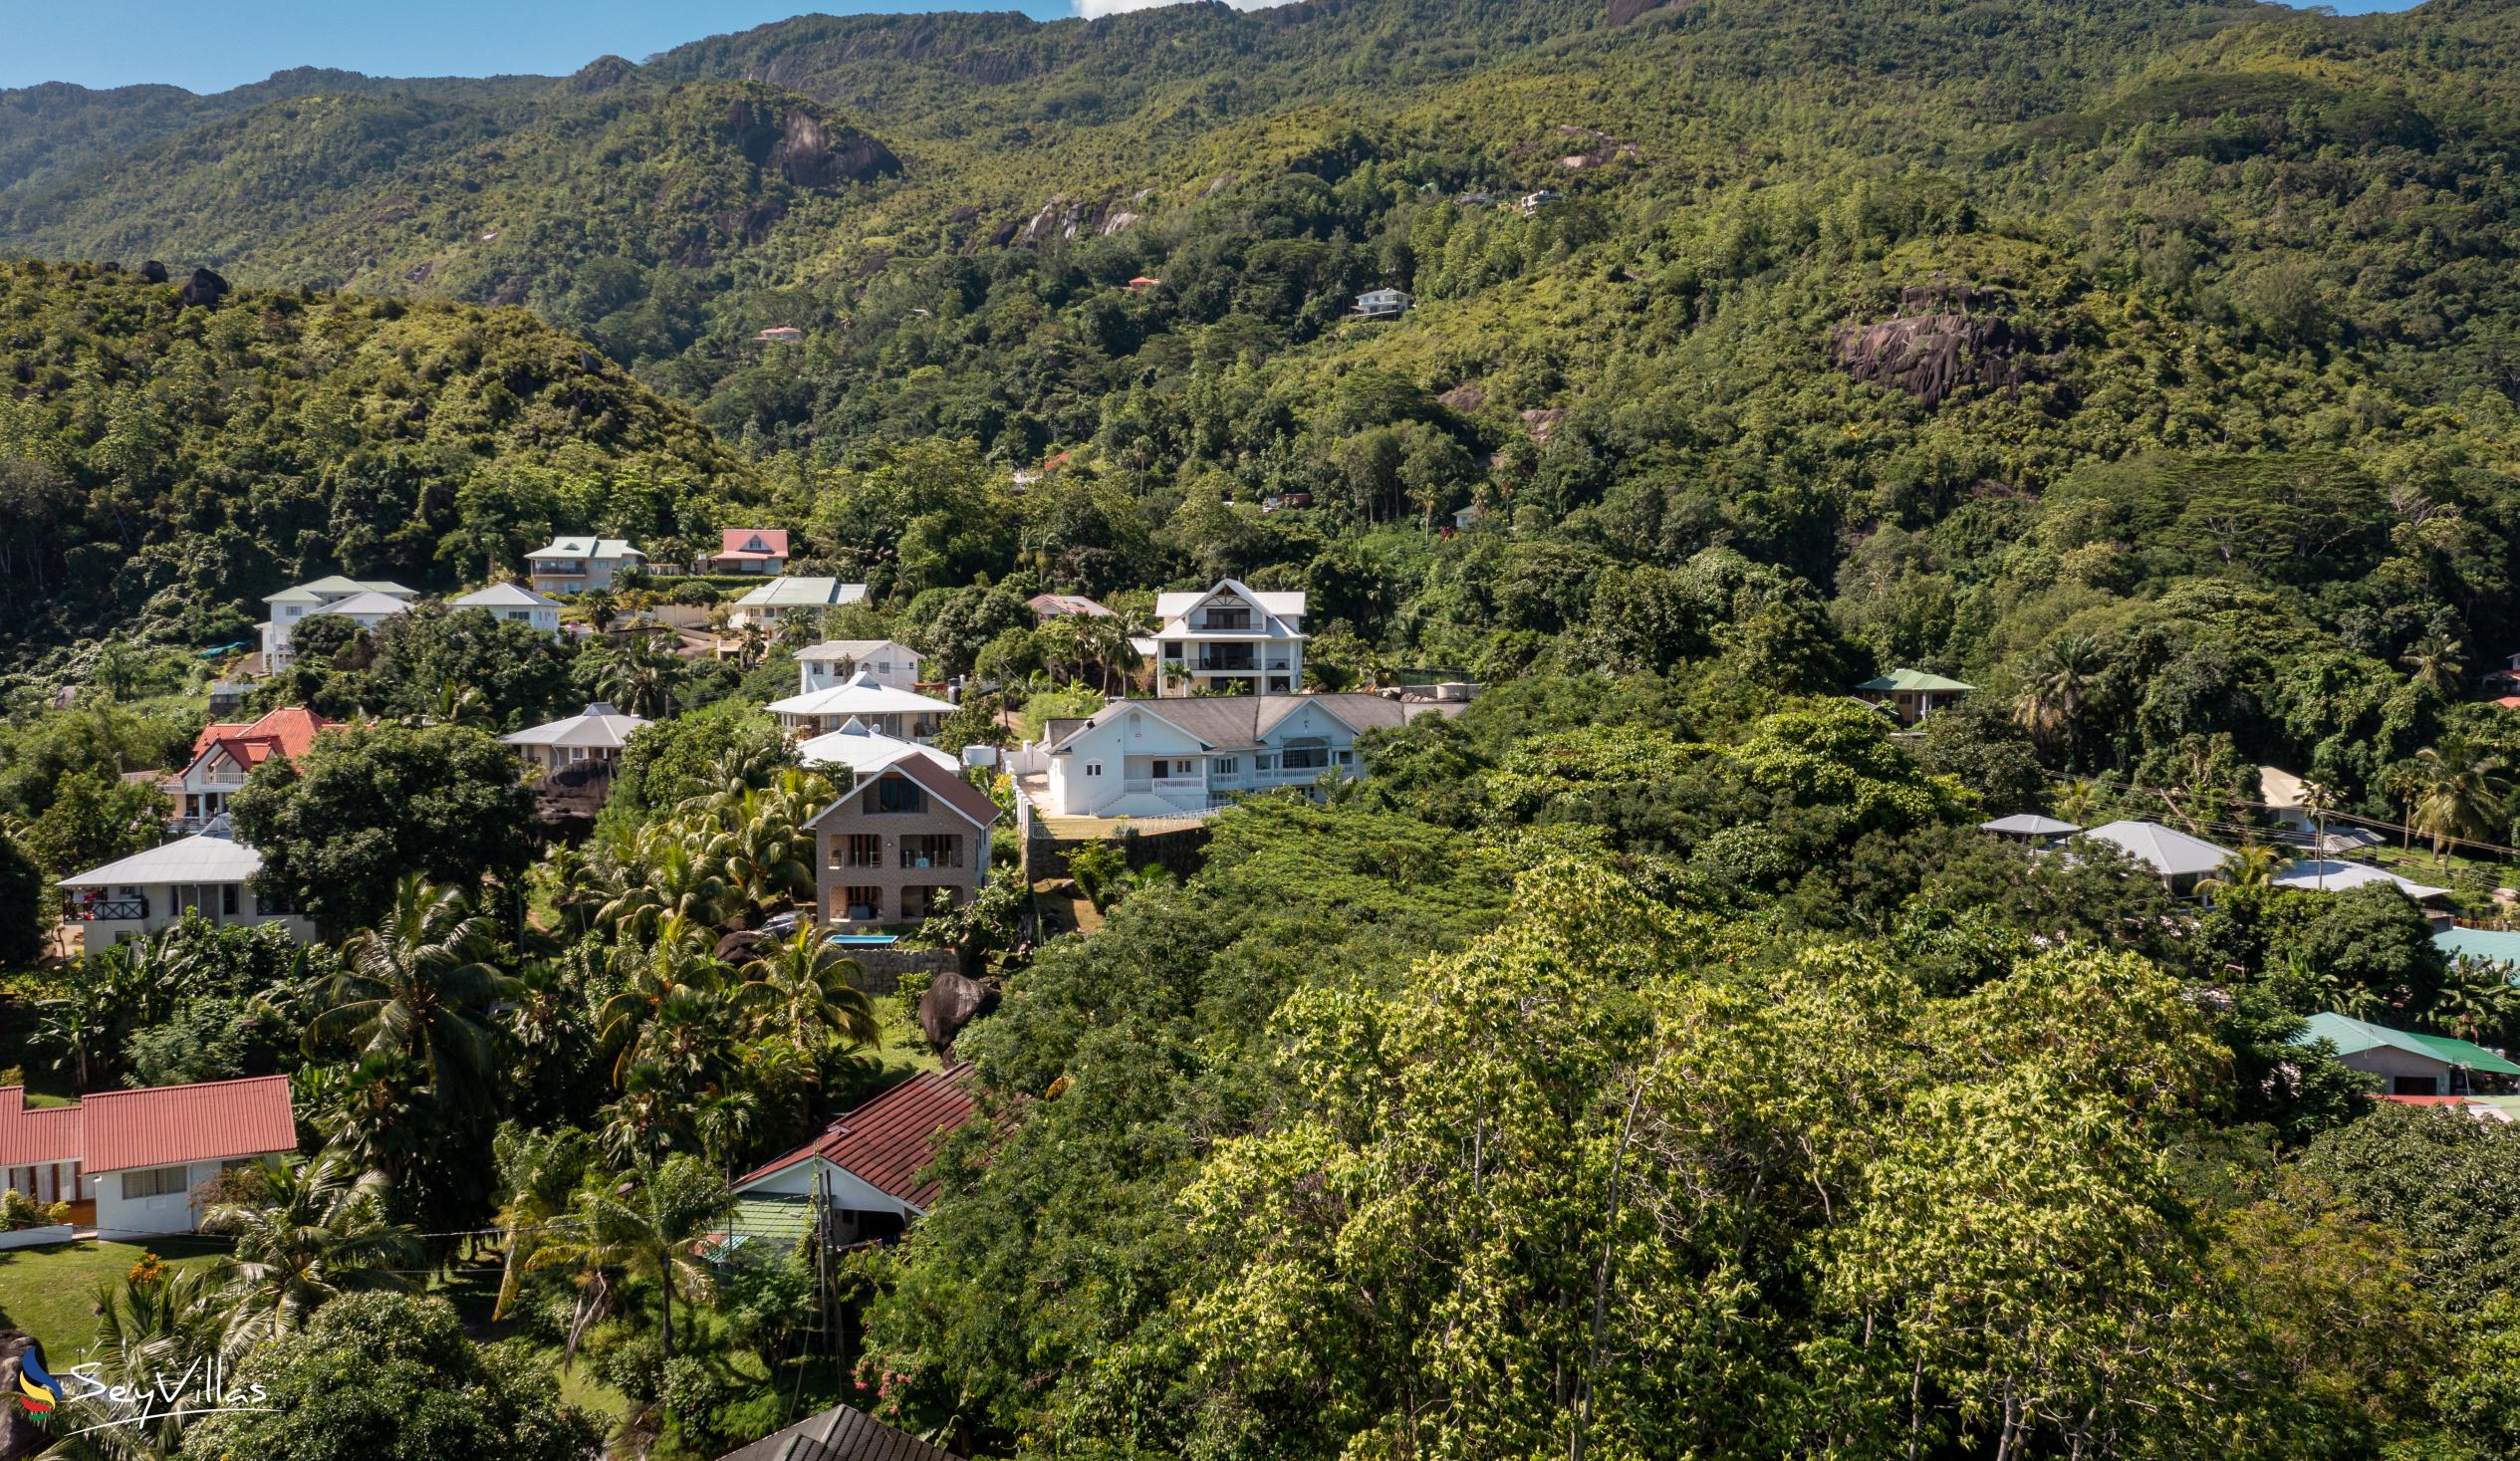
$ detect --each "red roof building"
[736,1065,978,1212]
[174,706,334,829]
[706,529,793,575]
[1,1077,299,1235]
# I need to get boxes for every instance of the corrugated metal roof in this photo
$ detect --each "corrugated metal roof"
[1980,814,2081,836]
[2296,1013,2520,1078]
[503,702,648,749]
[0,1078,296,1173]
[192,706,331,761]
[796,724,957,777]
[528,537,643,561]
[736,577,869,609]
[2272,860,2449,901]
[770,674,954,718]
[713,1403,956,1461]
[79,1076,298,1173]
[735,1067,977,1209]
[716,529,791,559]
[58,834,265,889]
[2078,821,2232,878]
[450,583,559,609]
[1856,668,1974,692]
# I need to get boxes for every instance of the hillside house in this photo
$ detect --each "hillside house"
[1979,814,2080,848]
[170,706,330,831]
[1125,276,1162,295]
[1852,668,1972,726]
[1149,580,1307,697]
[1355,288,1413,320]
[769,672,954,741]
[712,1404,957,1461]
[797,639,926,693]
[728,577,868,628]
[2295,1013,2520,1097]
[501,701,647,775]
[2272,860,2456,925]
[449,582,563,636]
[808,757,1000,928]
[726,1066,977,1252]
[1520,189,1563,215]
[2074,821,2232,897]
[704,529,792,576]
[57,835,313,946]
[0,1078,298,1238]
[1028,593,1114,620]
[1025,692,1469,823]
[797,719,959,779]
[258,576,417,671]
[527,537,644,596]
[754,327,806,345]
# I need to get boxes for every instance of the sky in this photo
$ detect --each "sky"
[0,0,2428,95]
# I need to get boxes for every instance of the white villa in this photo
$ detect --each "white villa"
[57,835,313,945]
[1023,692,1466,822]
[527,537,644,596]
[797,718,959,778]
[768,672,953,741]
[450,582,564,636]
[1356,288,1412,319]
[730,577,870,628]
[797,639,926,692]
[0,1078,299,1239]
[501,701,648,773]
[259,576,417,670]
[1149,580,1307,697]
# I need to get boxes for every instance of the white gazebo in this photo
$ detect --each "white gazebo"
[768,672,953,741]
[501,701,648,772]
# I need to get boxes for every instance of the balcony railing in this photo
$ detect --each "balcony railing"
[1194,656,1256,672]
[899,851,963,870]
[64,896,147,922]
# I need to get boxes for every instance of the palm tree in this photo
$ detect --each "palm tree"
[2403,629,2467,700]
[601,632,680,719]
[593,837,728,941]
[32,994,106,1088]
[311,876,517,1105]
[490,1124,599,1321]
[2197,842,2285,900]
[704,785,818,919]
[69,1265,222,1459]
[737,928,880,1057]
[202,1155,418,1355]
[525,1155,734,1362]
[597,912,733,1085]
[2012,634,2105,768]
[2407,744,2513,868]
[2432,955,2514,1045]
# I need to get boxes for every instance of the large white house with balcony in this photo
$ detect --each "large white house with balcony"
[769,672,955,741]
[57,835,314,946]
[1148,580,1307,696]
[796,640,925,692]
[526,537,643,596]
[258,576,417,670]
[168,706,332,832]
[1027,693,1468,821]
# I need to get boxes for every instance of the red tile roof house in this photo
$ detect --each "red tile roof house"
[723,1067,978,1251]
[0,1078,298,1238]
[171,705,332,831]
[704,529,792,576]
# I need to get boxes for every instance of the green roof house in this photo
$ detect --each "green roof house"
[2295,1012,2520,1096]
[1852,668,1973,726]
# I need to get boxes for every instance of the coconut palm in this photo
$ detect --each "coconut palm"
[2406,744,2513,868]
[68,1265,222,1459]
[311,875,517,1105]
[2402,629,2467,700]
[2197,842,2286,900]
[702,787,817,917]
[524,1155,734,1362]
[490,1124,599,1321]
[593,836,728,940]
[597,912,734,1085]
[2433,955,2515,1046]
[2012,634,2105,767]
[201,1155,418,1356]
[737,928,880,1057]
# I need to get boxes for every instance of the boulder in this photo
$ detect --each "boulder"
[176,267,229,309]
[1832,285,2050,408]
[137,259,169,284]
[919,971,1000,1054]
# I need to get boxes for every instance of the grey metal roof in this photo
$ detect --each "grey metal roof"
[2078,821,2232,878]
[450,583,559,609]
[1980,814,2082,837]
[736,578,870,609]
[1049,693,1444,755]
[712,1403,954,1461]
[60,835,265,888]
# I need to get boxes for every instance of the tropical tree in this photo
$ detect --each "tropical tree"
[2402,629,2466,700]
[2198,842,2286,899]
[597,912,734,1085]
[202,1156,419,1355]
[489,1123,600,1321]
[737,927,880,1058]
[2012,634,2106,768]
[311,875,517,1105]
[2405,744,2512,867]
[525,1154,735,1362]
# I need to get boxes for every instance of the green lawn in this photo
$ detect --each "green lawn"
[0,1238,227,1354]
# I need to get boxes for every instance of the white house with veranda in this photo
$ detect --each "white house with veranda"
[501,702,648,773]
[1032,693,1468,821]
[1148,580,1307,697]
[450,582,564,636]
[0,1078,298,1238]
[526,537,643,596]
[797,640,927,693]
[56,835,314,946]
[769,673,954,741]
[258,576,417,670]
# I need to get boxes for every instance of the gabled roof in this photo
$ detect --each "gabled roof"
[502,702,648,750]
[528,537,643,562]
[1028,593,1113,618]
[769,672,954,719]
[715,529,791,559]
[807,756,1001,833]
[1856,668,1973,693]
[59,834,265,889]
[2078,821,2231,878]
[2436,926,2520,970]
[1150,579,1306,637]
[734,1066,978,1210]
[1980,814,2081,837]
[1046,693,1446,757]
[267,576,414,605]
[713,1402,956,1461]
[2258,765,2310,811]
[450,583,560,609]
[2296,1013,2520,1078]
[192,706,330,762]
[797,639,920,664]
[735,577,869,609]
[0,1077,297,1174]
[796,720,957,777]
[304,591,414,619]
[2273,860,2450,901]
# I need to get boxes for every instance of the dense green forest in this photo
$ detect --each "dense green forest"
[10,0,2520,1457]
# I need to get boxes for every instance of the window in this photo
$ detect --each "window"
[1085,762,1104,778]
[840,834,883,869]
[220,884,239,916]
[1254,755,1275,772]
[1212,758,1239,776]
[902,886,960,919]
[842,886,882,921]
[121,1166,188,1200]
[1335,750,1355,766]
[900,835,962,869]
[867,777,928,815]
[1281,747,1329,771]
[1151,760,1175,779]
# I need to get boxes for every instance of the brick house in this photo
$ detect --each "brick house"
[808,756,1001,929]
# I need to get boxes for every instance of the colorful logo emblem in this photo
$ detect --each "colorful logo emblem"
[15,1339,64,1415]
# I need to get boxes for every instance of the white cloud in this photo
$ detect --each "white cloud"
[1072,0,1301,16]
